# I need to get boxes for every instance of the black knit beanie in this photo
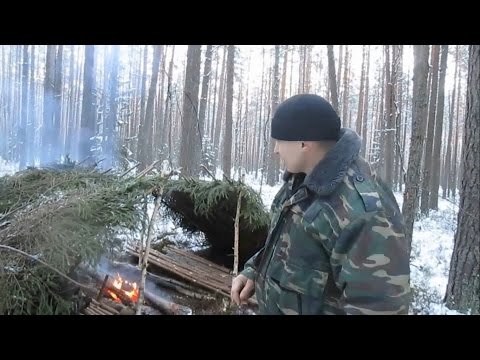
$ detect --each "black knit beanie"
[271,94,341,141]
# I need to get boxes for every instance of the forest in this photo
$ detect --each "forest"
[0,45,478,315]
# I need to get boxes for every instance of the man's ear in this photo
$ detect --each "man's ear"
[301,141,315,150]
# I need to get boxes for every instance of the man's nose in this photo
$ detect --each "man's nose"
[273,141,279,154]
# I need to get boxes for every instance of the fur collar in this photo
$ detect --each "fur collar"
[283,128,361,197]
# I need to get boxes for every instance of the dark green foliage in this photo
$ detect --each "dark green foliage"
[158,177,270,267]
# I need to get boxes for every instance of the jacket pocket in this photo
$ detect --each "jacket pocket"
[267,260,329,315]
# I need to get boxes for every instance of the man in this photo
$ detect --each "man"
[231,94,411,315]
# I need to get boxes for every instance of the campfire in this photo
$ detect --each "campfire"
[102,273,139,305]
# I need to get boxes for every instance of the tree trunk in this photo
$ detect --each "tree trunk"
[42,45,56,165]
[213,46,226,169]
[376,52,386,177]
[18,45,29,169]
[280,45,288,102]
[255,48,266,179]
[402,45,430,245]
[395,46,404,192]
[327,45,339,113]
[342,46,350,129]
[361,46,370,159]
[337,45,343,107]
[421,45,440,215]
[450,75,462,199]
[78,45,96,165]
[73,46,84,160]
[138,45,161,170]
[444,46,459,199]
[298,45,305,93]
[384,45,395,188]
[356,46,366,137]
[266,46,280,186]
[222,45,235,179]
[26,45,36,166]
[179,45,202,177]
[430,45,448,209]
[162,46,175,156]
[104,45,120,170]
[445,45,480,315]
[305,45,312,93]
[54,45,63,161]
[199,45,213,144]
[136,45,148,159]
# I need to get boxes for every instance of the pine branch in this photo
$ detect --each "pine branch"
[0,244,96,292]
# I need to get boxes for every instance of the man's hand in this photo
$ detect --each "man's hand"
[231,274,255,305]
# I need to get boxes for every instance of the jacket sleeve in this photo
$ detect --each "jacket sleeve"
[330,212,411,315]
[239,248,264,280]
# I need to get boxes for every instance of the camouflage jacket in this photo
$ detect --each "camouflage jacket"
[241,128,411,315]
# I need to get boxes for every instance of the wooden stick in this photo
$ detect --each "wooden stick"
[97,275,109,301]
[138,196,148,266]
[233,189,242,277]
[135,160,161,179]
[136,190,163,315]
[77,155,93,166]
[200,164,216,181]
[120,163,140,177]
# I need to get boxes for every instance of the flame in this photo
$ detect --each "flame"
[106,273,139,303]
[107,290,121,303]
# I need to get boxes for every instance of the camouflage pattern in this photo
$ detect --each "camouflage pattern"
[241,128,411,315]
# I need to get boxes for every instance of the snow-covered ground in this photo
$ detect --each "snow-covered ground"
[0,157,18,177]
[0,158,466,314]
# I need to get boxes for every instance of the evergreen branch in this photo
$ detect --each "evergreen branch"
[0,244,96,292]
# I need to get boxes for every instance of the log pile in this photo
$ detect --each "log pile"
[81,299,121,315]
[127,244,233,298]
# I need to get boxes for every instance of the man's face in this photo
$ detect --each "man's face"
[273,140,305,173]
